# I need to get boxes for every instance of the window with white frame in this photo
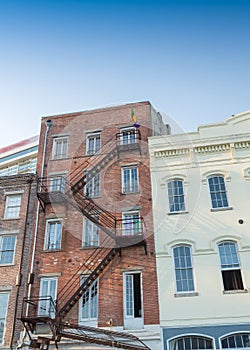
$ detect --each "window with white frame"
[80,275,98,321]
[82,218,99,247]
[221,333,250,348]
[86,133,101,155]
[4,195,21,219]
[122,211,140,235]
[84,174,100,197]
[52,137,68,159]
[120,127,136,145]
[0,292,9,344]
[169,335,214,350]
[0,235,16,265]
[167,179,185,213]
[124,272,142,318]
[122,167,139,193]
[44,220,62,251]
[38,277,57,317]
[218,241,244,291]
[50,175,66,192]
[208,175,229,209]
[173,245,195,293]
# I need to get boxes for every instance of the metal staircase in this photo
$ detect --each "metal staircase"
[21,128,149,349]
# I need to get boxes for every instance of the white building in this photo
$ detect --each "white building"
[149,111,250,350]
[0,135,38,176]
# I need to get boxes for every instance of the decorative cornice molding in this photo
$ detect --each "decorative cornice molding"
[154,141,250,158]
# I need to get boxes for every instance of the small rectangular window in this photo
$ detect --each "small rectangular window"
[44,220,62,251]
[52,137,68,159]
[167,180,185,213]
[122,167,139,193]
[86,134,101,155]
[173,245,195,292]
[82,218,99,247]
[84,174,100,197]
[4,195,21,219]
[0,235,16,264]
[208,176,229,209]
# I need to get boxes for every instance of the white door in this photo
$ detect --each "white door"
[38,278,57,317]
[123,272,144,329]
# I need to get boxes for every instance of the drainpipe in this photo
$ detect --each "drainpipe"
[21,119,52,345]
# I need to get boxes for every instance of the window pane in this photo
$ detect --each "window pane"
[168,180,185,212]
[0,236,15,264]
[208,176,229,209]
[0,293,8,343]
[5,195,21,219]
[173,246,194,292]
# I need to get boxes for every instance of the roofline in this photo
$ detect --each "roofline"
[0,135,39,156]
[41,101,151,121]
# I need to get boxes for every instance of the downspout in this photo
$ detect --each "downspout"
[10,175,33,349]
[22,119,52,342]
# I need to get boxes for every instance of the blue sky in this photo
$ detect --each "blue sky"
[0,0,249,147]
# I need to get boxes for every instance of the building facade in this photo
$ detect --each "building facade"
[149,111,250,350]
[0,137,38,349]
[22,101,170,349]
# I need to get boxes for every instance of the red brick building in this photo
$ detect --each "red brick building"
[22,101,170,349]
[0,137,38,349]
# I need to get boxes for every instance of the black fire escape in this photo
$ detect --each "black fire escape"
[21,129,151,349]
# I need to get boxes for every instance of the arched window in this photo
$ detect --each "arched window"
[167,179,185,213]
[169,335,214,350]
[208,175,229,209]
[173,245,194,292]
[221,333,250,348]
[218,241,244,291]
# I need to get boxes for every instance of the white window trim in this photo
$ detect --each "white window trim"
[167,178,186,214]
[38,277,58,317]
[0,234,17,265]
[120,127,136,145]
[82,218,99,247]
[79,275,98,323]
[52,137,68,160]
[123,271,143,319]
[4,194,22,219]
[0,292,9,345]
[86,133,101,155]
[172,244,196,295]
[44,219,62,251]
[121,166,139,194]
[122,210,141,236]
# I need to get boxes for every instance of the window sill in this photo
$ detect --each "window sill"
[50,157,69,161]
[223,289,248,294]
[121,191,140,195]
[81,246,99,250]
[210,207,233,212]
[0,263,14,267]
[2,217,20,221]
[174,292,199,298]
[167,211,189,215]
[42,249,62,253]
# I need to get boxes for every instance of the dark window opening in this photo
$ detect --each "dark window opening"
[222,269,244,291]
[133,273,142,318]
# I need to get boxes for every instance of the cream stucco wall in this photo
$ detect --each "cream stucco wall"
[149,111,250,329]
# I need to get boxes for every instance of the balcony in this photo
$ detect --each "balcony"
[116,129,141,154]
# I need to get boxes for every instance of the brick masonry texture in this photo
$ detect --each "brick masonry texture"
[32,102,162,329]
